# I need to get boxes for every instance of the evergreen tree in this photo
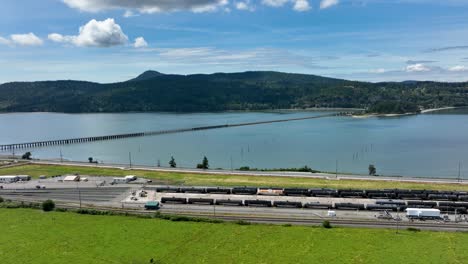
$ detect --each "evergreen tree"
[202,156,209,169]
[368,164,377,176]
[169,156,176,168]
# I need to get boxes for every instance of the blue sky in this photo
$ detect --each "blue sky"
[1,0,468,83]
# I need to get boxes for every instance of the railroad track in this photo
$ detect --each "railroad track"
[5,197,466,232]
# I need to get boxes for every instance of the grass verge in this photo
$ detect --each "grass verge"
[0,208,467,264]
[1,164,468,191]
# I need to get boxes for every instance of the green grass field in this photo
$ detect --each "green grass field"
[0,208,467,264]
[1,163,468,191]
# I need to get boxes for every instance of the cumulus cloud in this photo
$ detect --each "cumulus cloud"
[406,63,431,72]
[133,37,148,48]
[0,33,43,46]
[235,0,255,11]
[293,0,310,11]
[49,18,128,47]
[448,65,467,72]
[62,0,229,13]
[320,0,339,9]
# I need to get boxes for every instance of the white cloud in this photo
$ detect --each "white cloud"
[133,37,148,48]
[406,63,431,72]
[8,33,43,46]
[448,65,467,72]
[49,18,128,47]
[123,10,139,17]
[293,0,310,11]
[48,33,68,43]
[62,0,229,13]
[236,1,255,11]
[0,33,43,46]
[261,0,310,11]
[320,0,339,9]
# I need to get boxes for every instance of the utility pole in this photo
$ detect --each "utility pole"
[76,181,82,209]
[60,149,63,163]
[335,160,338,179]
[458,161,462,183]
[396,207,400,234]
[129,152,132,168]
[230,156,233,171]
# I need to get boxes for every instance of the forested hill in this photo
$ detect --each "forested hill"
[0,71,467,113]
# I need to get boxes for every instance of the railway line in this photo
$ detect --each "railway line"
[0,187,129,203]
[6,199,466,232]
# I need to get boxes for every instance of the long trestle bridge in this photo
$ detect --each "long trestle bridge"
[0,112,349,151]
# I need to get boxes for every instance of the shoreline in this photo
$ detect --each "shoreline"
[352,106,460,118]
[0,107,364,115]
[420,106,457,114]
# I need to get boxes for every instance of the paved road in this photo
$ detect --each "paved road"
[24,160,468,185]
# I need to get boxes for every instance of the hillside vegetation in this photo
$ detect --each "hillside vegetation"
[0,70,467,113]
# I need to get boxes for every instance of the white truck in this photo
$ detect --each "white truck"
[112,177,130,184]
[125,175,137,182]
[406,208,441,219]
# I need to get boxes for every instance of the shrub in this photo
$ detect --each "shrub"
[407,227,421,232]
[235,220,251,225]
[42,200,55,212]
[0,196,3,203]
[322,220,332,229]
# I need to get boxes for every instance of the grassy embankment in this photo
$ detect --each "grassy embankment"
[0,209,467,264]
[1,164,468,191]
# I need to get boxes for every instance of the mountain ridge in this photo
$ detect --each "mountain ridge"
[0,70,467,113]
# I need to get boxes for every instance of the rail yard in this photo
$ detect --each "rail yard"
[2,173,468,231]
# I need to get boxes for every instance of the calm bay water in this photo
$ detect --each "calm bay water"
[1,109,468,178]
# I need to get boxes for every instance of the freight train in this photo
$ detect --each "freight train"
[159,196,468,213]
[153,186,468,201]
